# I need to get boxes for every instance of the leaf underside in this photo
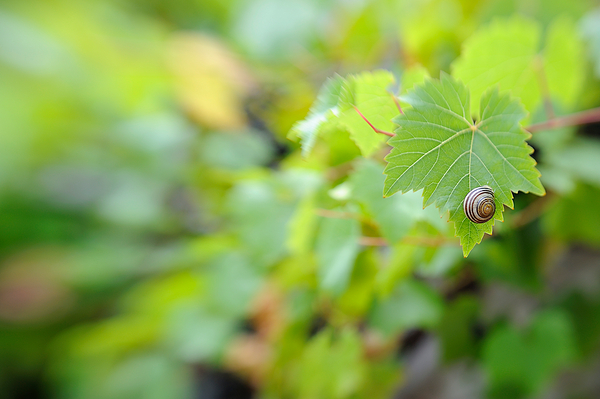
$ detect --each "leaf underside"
[383,74,545,256]
[291,74,345,157]
[291,70,399,157]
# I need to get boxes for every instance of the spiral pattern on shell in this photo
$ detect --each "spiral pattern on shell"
[463,186,496,224]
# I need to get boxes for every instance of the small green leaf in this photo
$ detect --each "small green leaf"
[291,70,400,157]
[383,74,544,256]
[338,70,399,156]
[290,74,345,156]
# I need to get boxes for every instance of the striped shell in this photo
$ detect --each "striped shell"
[463,186,495,224]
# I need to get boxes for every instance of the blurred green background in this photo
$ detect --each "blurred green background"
[2,0,600,398]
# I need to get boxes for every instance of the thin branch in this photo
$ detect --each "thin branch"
[526,107,600,132]
[316,209,357,219]
[359,237,388,246]
[391,93,403,114]
[316,209,378,229]
[353,106,395,137]
[402,236,460,247]
[359,235,459,247]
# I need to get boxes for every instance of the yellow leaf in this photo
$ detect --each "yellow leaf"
[168,34,255,129]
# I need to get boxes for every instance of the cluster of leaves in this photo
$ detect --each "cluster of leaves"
[294,13,591,256]
[3,1,600,399]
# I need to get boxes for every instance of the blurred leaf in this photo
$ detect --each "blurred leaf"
[335,250,378,318]
[350,159,443,244]
[453,16,540,116]
[384,75,544,256]
[438,295,480,362]
[397,0,466,71]
[369,280,443,337]
[401,64,431,94]
[227,179,295,267]
[544,137,600,188]
[103,354,191,399]
[205,253,263,318]
[297,328,366,399]
[293,70,400,158]
[483,310,575,399]
[168,33,253,129]
[286,192,319,256]
[452,16,584,115]
[374,242,416,297]
[544,16,585,108]
[120,271,202,317]
[0,11,72,76]
[232,0,322,59]
[201,130,274,170]
[399,64,430,109]
[316,212,361,295]
[290,74,345,157]
[581,7,600,78]
[165,306,237,363]
[417,245,463,277]
[338,70,398,156]
[562,293,600,356]
[66,316,160,359]
[544,183,600,246]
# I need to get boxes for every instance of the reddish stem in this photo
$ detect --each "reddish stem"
[391,94,403,114]
[315,209,357,219]
[353,106,395,137]
[526,107,600,132]
[359,235,458,247]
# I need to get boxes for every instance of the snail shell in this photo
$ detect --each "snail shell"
[464,186,495,223]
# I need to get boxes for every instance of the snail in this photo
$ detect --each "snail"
[464,186,495,223]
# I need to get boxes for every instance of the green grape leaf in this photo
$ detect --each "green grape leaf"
[338,70,399,156]
[452,16,584,116]
[383,74,545,256]
[290,74,345,156]
[291,70,401,157]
